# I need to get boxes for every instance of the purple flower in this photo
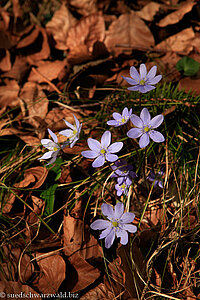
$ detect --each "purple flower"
[127,108,165,148]
[59,114,82,148]
[81,131,123,168]
[90,202,137,248]
[111,159,137,186]
[115,180,130,196]
[122,64,162,93]
[107,107,132,127]
[39,129,60,165]
[147,170,164,188]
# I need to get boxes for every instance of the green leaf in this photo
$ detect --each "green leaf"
[40,184,58,216]
[176,56,199,76]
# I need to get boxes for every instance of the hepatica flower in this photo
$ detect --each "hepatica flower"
[81,131,123,168]
[111,159,137,186]
[38,129,60,165]
[90,202,137,248]
[122,64,162,93]
[115,180,130,196]
[147,170,164,188]
[127,108,165,148]
[59,114,82,148]
[107,107,132,127]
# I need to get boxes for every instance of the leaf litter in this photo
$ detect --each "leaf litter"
[0,0,199,299]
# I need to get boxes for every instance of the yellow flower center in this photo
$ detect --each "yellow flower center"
[144,126,150,133]
[121,183,126,190]
[100,149,106,154]
[139,79,145,85]
[73,129,77,135]
[112,221,118,227]
[53,147,58,151]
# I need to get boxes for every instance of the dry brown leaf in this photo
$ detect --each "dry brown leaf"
[12,0,22,18]
[80,283,114,299]
[2,55,30,82]
[0,80,20,108]
[68,252,100,292]
[63,215,102,259]
[0,49,11,72]
[136,2,161,21]
[157,1,196,27]
[17,26,40,49]
[18,135,41,146]
[0,281,41,299]
[66,13,105,64]
[33,253,66,293]
[46,108,81,131]
[68,0,98,16]
[104,12,155,56]
[155,28,195,54]
[28,60,66,83]
[179,77,200,95]
[46,3,77,50]
[19,82,48,128]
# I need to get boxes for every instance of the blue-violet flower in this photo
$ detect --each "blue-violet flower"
[115,180,130,196]
[59,114,82,148]
[107,107,132,127]
[127,108,165,148]
[90,202,137,248]
[81,131,123,168]
[111,159,137,186]
[122,64,162,93]
[39,129,60,165]
[147,170,164,188]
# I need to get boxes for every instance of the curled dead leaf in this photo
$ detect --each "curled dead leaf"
[0,80,20,108]
[179,77,200,95]
[46,3,77,50]
[157,1,196,27]
[104,12,155,56]
[0,49,11,72]
[68,0,98,16]
[0,281,41,299]
[136,2,161,21]
[80,283,114,299]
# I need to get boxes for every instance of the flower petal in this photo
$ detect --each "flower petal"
[158,181,163,188]
[122,76,137,85]
[114,202,124,219]
[130,115,143,127]
[143,85,156,92]
[41,139,59,150]
[121,224,137,233]
[105,229,115,248]
[127,86,140,91]
[127,128,143,139]
[147,65,157,80]
[92,155,105,168]
[139,133,150,148]
[38,151,54,160]
[149,114,164,128]
[63,119,75,130]
[73,114,80,129]
[122,107,128,116]
[120,212,135,223]
[59,129,73,137]
[101,131,111,148]
[81,150,99,159]
[130,66,140,81]
[140,108,151,125]
[99,227,112,239]
[116,229,128,245]
[148,74,162,85]
[47,153,58,165]
[48,129,57,143]
[88,138,101,151]
[108,142,123,153]
[107,120,118,126]
[113,112,122,120]
[90,219,111,230]
[139,64,147,79]
[101,204,114,218]
[149,130,165,143]
[106,153,118,162]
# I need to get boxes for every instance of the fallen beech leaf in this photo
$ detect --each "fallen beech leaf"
[18,135,41,146]
[63,215,102,259]
[179,77,200,95]
[45,108,81,131]
[19,82,48,128]
[0,49,11,72]
[68,253,100,292]
[46,3,76,50]
[155,28,195,54]
[0,281,41,299]
[28,60,66,83]
[68,0,98,16]
[80,283,114,299]
[157,1,196,27]
[0,80,20,108]
[104,12,155,56]
[2,55,30,82]
[33,253,66,293]
[17,26,40,49]
[66,13,105,64]
[136,2,161,21]
[12,0,22,18]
